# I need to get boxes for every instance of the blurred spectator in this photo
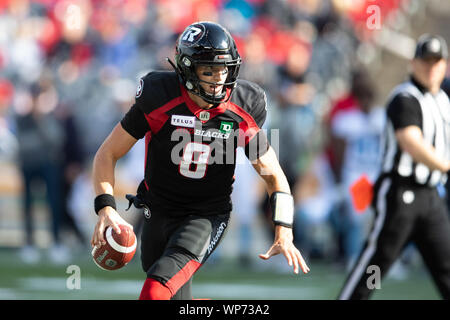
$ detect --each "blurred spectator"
[3,2,45,84]
[293,153,338,261]
[0,79,17,161]
[14,78,68,264]
[307,2,359,100]
[327,67,385,269]
[55,102,88,248]
[274,40,316,186]
[239,31,277,93]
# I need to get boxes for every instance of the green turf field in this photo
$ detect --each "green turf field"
[0,247,441,300]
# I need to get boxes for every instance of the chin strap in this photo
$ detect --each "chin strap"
[166,57,179,73]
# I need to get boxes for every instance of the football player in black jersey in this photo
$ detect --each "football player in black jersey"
[91,21,309,300]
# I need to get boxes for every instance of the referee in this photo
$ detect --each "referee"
[442,77,450,211]
[338,34,450,300]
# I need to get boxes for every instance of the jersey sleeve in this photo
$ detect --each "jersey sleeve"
[250,90,267,128]
[120,72,179,139]
[120,102,150,140]
[120,77,152,139]
[386,93,422,130]
[244,90,269,161]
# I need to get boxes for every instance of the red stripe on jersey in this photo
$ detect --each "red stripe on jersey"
[180,85,229,122]
[143,131,151,191]
[165,259,202,295]
[227,102,260,146]
[144,96,184,134]
[144,131,151,173]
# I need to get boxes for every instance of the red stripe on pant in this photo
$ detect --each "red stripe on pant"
[139,278,170,300]
[139,260,202,300]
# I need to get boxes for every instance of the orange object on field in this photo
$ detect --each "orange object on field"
[349,175,374,214]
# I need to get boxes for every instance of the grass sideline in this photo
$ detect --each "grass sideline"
[0,247,441,300]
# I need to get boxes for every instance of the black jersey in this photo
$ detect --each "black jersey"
[381,77,449,187]
[121,71,269,215]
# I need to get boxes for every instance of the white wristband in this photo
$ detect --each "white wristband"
[270,192,294,228]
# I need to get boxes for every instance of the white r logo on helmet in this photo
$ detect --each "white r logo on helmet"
[180,24,205,46]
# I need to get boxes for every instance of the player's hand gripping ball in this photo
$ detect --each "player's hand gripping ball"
[92,225,137,270]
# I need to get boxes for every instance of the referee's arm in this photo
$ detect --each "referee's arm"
[396,126,450,173]
[388,93,450,174]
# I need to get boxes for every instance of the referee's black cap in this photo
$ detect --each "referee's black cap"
[414,34,448,60]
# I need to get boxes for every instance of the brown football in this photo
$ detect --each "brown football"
[92,225,137,270]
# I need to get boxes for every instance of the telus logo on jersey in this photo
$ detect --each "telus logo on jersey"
[171,115,196,128]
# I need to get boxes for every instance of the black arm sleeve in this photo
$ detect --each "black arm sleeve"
[386,93,422,130]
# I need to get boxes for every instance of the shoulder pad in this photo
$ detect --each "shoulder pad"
[135,71,180,114]
[231,80,267,122]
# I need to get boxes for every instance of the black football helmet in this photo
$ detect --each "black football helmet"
[168,21,241,104]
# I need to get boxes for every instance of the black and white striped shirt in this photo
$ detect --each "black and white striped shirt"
[381,77,450,187]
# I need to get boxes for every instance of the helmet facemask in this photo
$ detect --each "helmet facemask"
[184,59,241,104]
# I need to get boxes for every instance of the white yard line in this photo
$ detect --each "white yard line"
[12,277,319,299]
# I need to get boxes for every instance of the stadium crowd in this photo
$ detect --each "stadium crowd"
[0,0,438,273]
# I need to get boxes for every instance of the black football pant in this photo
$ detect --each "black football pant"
[338,175,450,299]
[21,163,63,245]
[140,210,230,300]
